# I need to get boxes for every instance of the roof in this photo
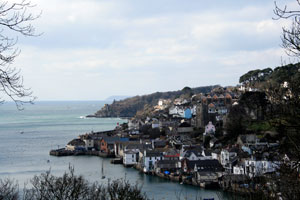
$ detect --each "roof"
[184,149,203,158]
[101,136,123,144]
[186,160,223,172]
[145,150,162,157]
[208,103,215,108]
[124,149,138,154]
[156,160,180,169]
[225,93,232,99]
[126,143,149,150]
[179,122,191,127]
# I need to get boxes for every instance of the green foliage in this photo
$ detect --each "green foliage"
[248,121,273,133]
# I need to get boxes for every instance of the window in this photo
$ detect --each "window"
[132,154,134,158]
[149,157,152,160]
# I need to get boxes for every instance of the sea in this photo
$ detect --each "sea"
[0,101,236,200]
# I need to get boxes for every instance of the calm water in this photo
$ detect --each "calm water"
[0,101,234,200]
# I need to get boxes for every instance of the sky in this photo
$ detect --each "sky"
[10,0,297,100]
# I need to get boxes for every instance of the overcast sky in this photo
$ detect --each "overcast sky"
[13,0,296,100]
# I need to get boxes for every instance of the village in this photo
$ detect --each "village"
[50,85,284,196]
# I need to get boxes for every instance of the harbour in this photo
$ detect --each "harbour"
[0,101,233,200]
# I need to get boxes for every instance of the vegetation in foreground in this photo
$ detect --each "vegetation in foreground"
[0,167,148,200]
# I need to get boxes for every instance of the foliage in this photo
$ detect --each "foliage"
[95,85,218,117]
[239,68,273,86]
[274,0,300,57]
[0,167,148,200]
[0,178,19,200]
[225,104,248,139]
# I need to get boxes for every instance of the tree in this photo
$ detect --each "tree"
[0,0,40,108]
[0,167,149,200]
[274,0,300,58]
[0,178,19,200]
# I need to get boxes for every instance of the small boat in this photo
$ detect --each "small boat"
[101,161,105,179]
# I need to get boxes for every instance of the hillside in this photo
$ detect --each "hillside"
[88,85,219,118]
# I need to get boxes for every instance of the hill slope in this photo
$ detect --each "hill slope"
[89,85,219,118]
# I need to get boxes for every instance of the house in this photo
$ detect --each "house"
[66,139,86,151]
[244,158,278,178]
[123,149,139,167]
[128,119,142,134]
[220,148,238,173]
[233,164,245,175]
[169,106,185,118]
[82,135,94,150]
[155,160,181,174]
[182,159,223,175]
[202,150,213,160]
[237,134,257,146]
[195,172,219,188]
[155,99,171,110]
[100,137,128,155]
[181,149,203,161]
[140,150,163,173]
[204,121,215,136]
[184,108,192,119]
[114,141,146,158]
[162,148,180,160]
[152,118,160,129]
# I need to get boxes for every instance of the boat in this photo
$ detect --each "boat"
[101,161,105,179]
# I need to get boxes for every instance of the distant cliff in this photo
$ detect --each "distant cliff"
[88,85,219,118]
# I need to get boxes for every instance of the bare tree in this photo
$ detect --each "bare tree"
[0,0,40,109]
[274,0,300,58]
[0,178,19,200]
[0,167,149,200]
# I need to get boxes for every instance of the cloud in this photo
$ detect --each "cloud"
[11,0,296,100]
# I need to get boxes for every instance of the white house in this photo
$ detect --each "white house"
[244,158,278,178]
[152,118,160,129]
[181,149,203,161]
[233,165,245,175]
[82,136,94,150]
[220,149,238,173]
[169,106,186,118]
[123,149,138,167]
[204,121,216,136]
[140,150,162,173]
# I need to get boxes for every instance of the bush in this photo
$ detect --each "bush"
[1,167,148,200]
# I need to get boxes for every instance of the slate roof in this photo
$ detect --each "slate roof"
[184,149,203,158]
[186,159,223,172]
[102,136,122,144]
[145,150,162,157]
